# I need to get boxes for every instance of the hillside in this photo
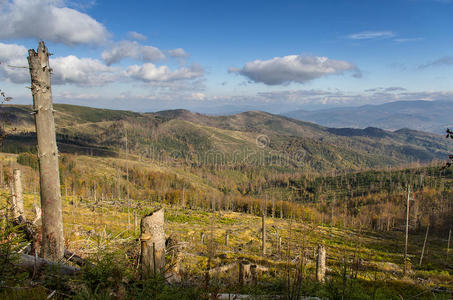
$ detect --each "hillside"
[1,103,453,173]
[284,100,453,134]
[2,151,453,299]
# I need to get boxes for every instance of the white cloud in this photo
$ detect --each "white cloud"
[0,41,204,89]
[0,0,109,45]
[125,63,203,82]
[101,41,165,65]
[168,48,190,58]
[0,42,118,86]
[127,31,147,41]
[347,31,395,40]
[229,54,360,85]
[190,92,206,101]
[0,42,29,83]
[51,55,119,86]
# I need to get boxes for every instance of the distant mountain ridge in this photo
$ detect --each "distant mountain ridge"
[283,100,453,134]
[1,103,452,173]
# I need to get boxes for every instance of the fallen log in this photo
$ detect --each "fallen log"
[64,249,87,267]
[17,253,79,276]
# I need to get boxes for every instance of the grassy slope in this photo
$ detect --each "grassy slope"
[1,151,452,298]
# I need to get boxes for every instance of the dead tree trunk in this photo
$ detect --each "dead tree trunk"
[250,264,257,285]
[419,223,429,266]
[262,196,267,256]
[225,230,230,246]
[28,42,64,261]
[403,187,410,275]
[239,260,251,285]
[447,228,452,259]
[13,169,24,220]
[316,244,326,282]
[201,232,205,244]
[262,212,266,256]
[140,208,165,277]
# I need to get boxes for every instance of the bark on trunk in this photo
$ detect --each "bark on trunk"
[13,169,24,220]
[225,230,230,246]
[16,253,78,276]
[250,264,257,285]
[28,41,64,262]
[239,260,251,285]
[140,208,165,277]
[262,212,266,256]
[419,223,429,266]
[316,244,326,282]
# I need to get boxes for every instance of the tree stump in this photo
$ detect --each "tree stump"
[239,260,251,285]
[316,244,326,282]
[140,208,165,278]
[166,234,182,283]
[250,264,257,285]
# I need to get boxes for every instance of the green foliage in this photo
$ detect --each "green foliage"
[0,221,29,288]
[16,152,38,170]
[76,250,131,297]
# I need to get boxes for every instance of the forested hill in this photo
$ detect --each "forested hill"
[1,103,452,173]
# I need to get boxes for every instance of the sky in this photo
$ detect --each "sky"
[0,0,453,114]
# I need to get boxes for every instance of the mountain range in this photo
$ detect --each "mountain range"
[1,103,452,174]
[283,100,453,134]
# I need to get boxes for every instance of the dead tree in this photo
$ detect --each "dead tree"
[447,228,452,259]
[28,42,64,261]
[403,187,410,275]
[13,169,24,220]
[316,244,326,282]
[419,223,429,266]
[262,196,267,256]
[140,208,165,277]
[225,230,230,246]
[201,232,205,244]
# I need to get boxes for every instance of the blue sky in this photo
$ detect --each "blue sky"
[0,0,452,113]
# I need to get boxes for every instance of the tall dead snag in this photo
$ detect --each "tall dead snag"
[403,187,410,275]
[13,169,24,220]
[419,223,429,266]
[140,208,165,277]
[316,244,326,282]
[261,213,266,256]
[28,41,64,261]
[262,197,267,256]
[225,230,230,246]
[447,228,452,259]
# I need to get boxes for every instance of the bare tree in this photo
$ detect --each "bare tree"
[28,41,64,261]
[419,223,429,266]
[12,169,24,221]
[403,187,410,275]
